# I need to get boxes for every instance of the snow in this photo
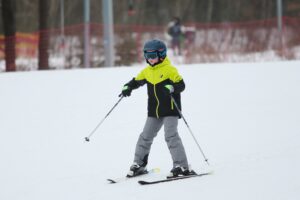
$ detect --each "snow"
[0,60,300,200]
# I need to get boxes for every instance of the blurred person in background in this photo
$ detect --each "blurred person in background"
[121,39,196,178]
[167,17,184,56]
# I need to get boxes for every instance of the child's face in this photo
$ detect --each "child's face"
[147,57,159,65]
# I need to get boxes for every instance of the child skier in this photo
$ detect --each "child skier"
[121,39,196,178]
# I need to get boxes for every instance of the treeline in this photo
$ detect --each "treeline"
[1,0,299,71]
[1,0,300,33]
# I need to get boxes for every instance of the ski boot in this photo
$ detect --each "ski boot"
[126,162,148,178]
[167,165,197,179]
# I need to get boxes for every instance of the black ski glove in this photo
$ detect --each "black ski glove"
[162,84,174,96]
[121,85,132,97]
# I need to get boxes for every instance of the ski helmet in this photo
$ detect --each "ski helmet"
[143,39,167,61]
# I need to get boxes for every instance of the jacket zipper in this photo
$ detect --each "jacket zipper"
[153,84,160,118]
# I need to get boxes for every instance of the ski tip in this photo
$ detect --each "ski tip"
[205,170,214,175]
[195,171,214,176]
[152,168,161,173]
[138,180,148,185]
[107,179,117,184]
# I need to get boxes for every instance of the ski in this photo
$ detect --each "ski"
[138,171,212,185]
[107,168,160,184]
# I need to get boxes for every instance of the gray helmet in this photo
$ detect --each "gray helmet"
[143,39,167,60]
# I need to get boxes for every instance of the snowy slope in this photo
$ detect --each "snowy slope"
[0,61,300,200]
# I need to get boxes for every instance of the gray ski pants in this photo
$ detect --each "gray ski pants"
[134,116,189,168]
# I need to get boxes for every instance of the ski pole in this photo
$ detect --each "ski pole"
[170,95,210,165]
[85,95,124,142]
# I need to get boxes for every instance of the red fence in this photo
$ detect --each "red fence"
[1,17,300,71]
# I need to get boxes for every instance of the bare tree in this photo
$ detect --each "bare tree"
[206,0,214,22]
[38,0,49,70]
[1,0,16,71]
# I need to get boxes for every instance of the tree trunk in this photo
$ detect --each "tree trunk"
[2,0,16,72]
[38,0,49,70]
[206,0,214,22]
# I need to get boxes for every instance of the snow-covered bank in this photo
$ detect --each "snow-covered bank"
[0,61,299,200]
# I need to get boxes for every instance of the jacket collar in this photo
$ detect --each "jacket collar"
[147,57,171,70]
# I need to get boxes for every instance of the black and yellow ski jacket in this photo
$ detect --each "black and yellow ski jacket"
[125,57,185,118]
